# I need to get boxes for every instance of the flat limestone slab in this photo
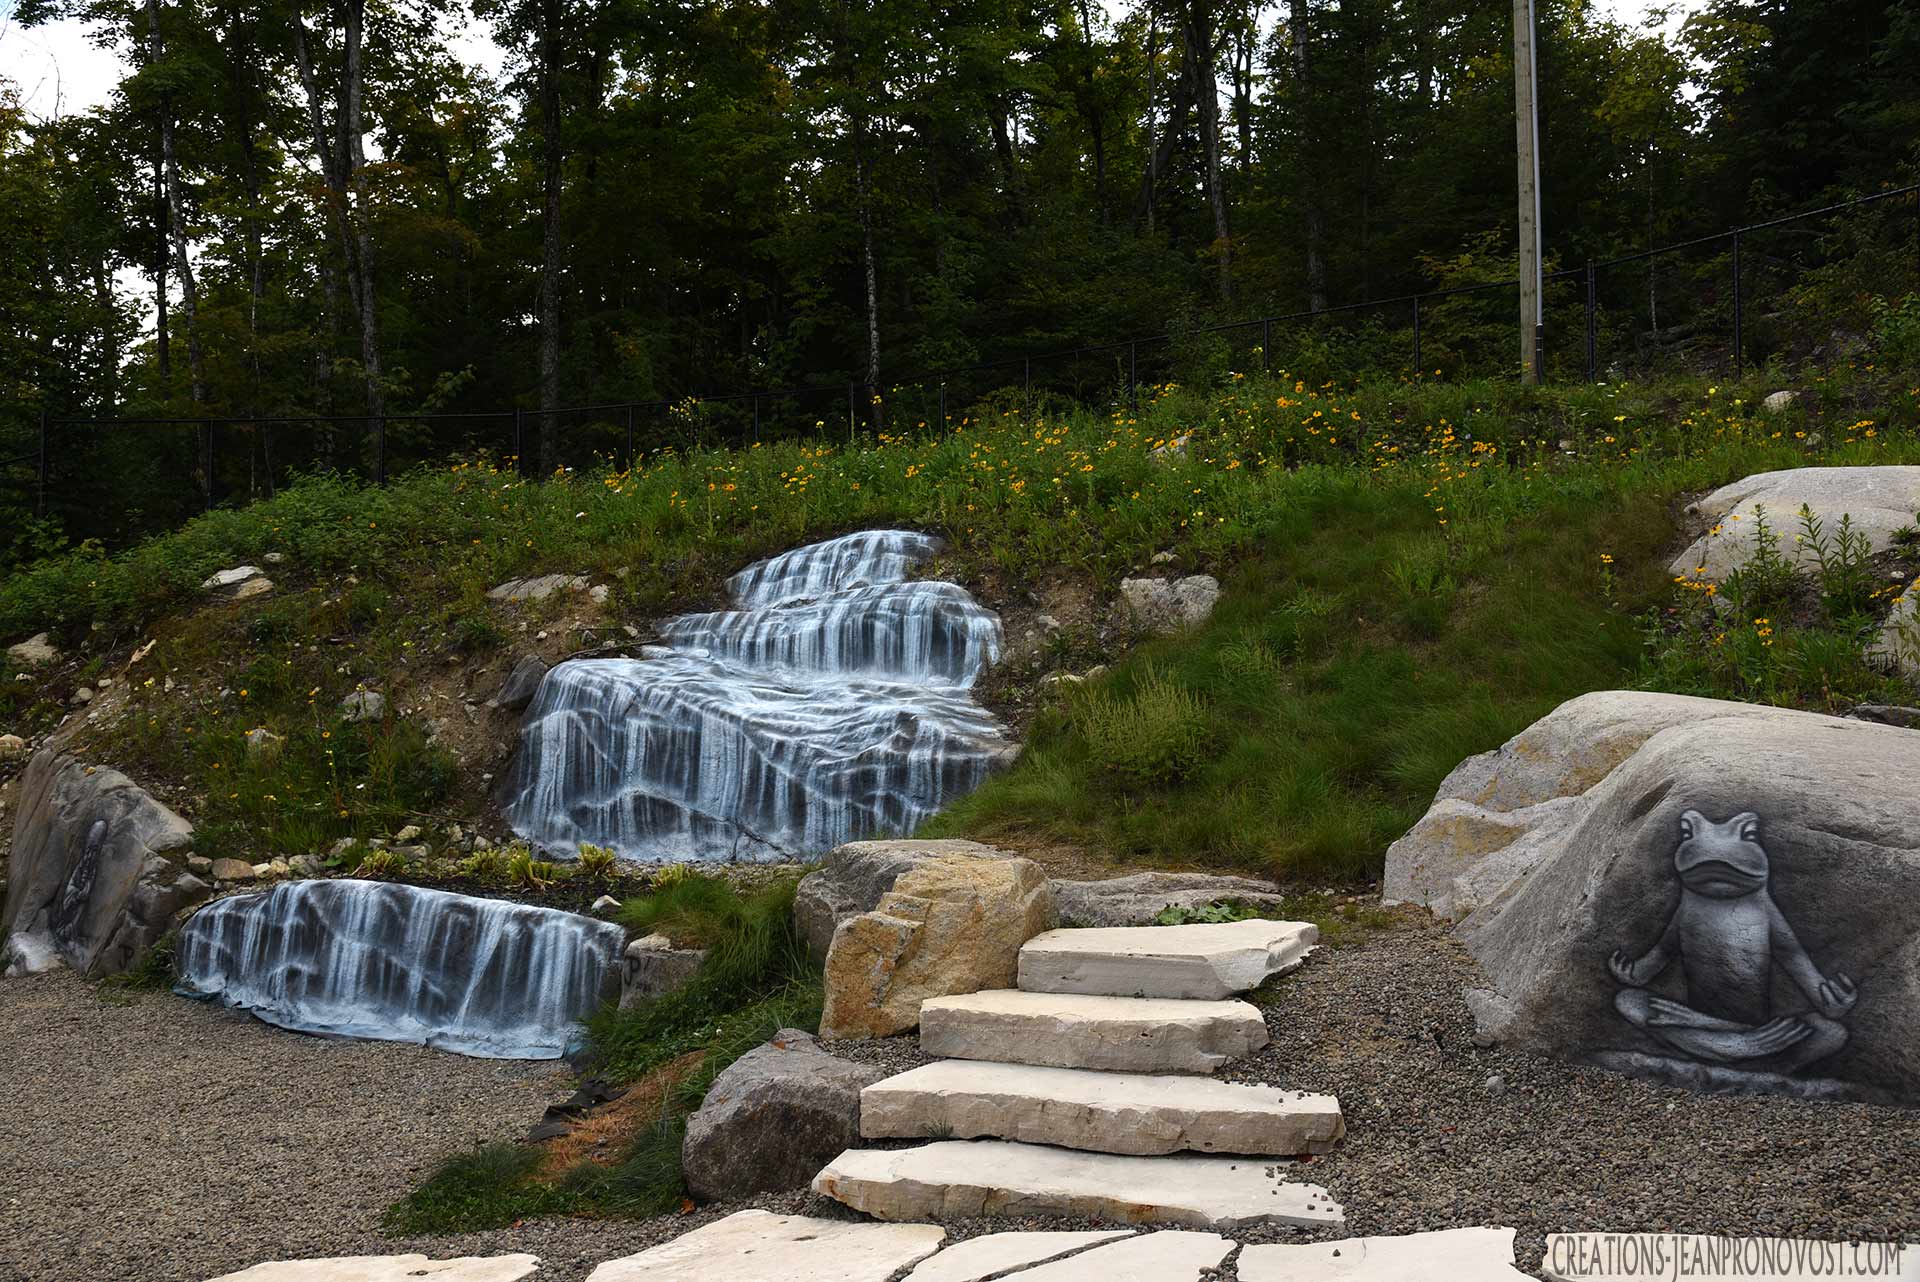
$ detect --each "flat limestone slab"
[1014,1231,1236,1281]
[920,989,1268,1073]
[585,1209,946,1282]
[903,1230,1135,1282]
[862,1059,1344,1155]
[207,1257,540,1282]
[1019,920,1317,999]
[813,1139,1343,1231]
[1239,1228,1528,1281]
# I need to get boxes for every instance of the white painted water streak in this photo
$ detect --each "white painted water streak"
[174,879,626,1059]
[501,530,1013,862]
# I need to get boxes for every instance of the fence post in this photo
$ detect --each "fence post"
[1261,318,1271,371]
[1585,261,1598,382]
[373,412,387,485]
[938,382,947,428]
[847,382,856,440]
[1023,357,1031,405]
[36,408,48,519]
[1730,230,1743,378]
[1411,297,1422,374]
[512,407,523,475]
[1128,341,1138,407]
[204,423,215,510]
[624,404,636,470]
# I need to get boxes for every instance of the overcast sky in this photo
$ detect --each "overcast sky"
[1,0,1698,123]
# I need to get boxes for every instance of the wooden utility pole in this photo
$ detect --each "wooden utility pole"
[1512,0,1543,383]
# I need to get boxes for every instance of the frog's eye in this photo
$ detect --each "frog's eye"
[1678,814,1696,840]
[1740,819,1761,843]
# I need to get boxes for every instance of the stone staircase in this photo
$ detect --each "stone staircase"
[813,918,1347,1230]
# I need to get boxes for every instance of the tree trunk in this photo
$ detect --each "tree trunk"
[537,0,563,475]
[1287,0,1326,312]
[1074,0,1108,223]
[92,256,119,411]
[855,123,881,430]
[343,0,384,427]
[1142,13,1158,232]
[153,152,169,381]
[1178,2,1232,302]
[150,0,205,407]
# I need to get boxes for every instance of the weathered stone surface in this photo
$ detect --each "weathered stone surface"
[1671,465,1920,583]
[6,631,58,667]
[1383,691,1812,920]
[488,573,591,602]
[1006,1232,1236,1282]
[1876,577,1919,674]
[814,1139,1342,1231]
[1538,1235,1919,1282]
[201,565,265,590]
[205,1255,541,1282]
[681,1028,881,1201]
[621,932,706,1008]
[339,690,385,723]
[861,1059,1344,1156]
[0,733,27,762]
[585,1209,945,1282]
[1050,871,1289,927]
[1241,1228,1529,1281]
[231,577,275,600]
[210,858,257,882]
[1444,696,1920,1104]
[1,749,204,977]
[490,655,550,712]
[819,854,1052,1039]
[919,990,1268,1073]
[1846,702,1920,728]
[1760,390,1798,414]
[902,1231,1134,1282]
[1120,575,1220,633]
[1018,919,1317,1000]
[794,838,1018,959]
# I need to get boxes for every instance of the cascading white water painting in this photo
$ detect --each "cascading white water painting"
[500,529,1015,862]
[174,879,626,1059]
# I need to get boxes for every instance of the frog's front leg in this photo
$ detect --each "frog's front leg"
[1609,909,1681,986]
[1614,987,1811,1062]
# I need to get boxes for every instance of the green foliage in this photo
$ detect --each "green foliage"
[353,848,409,879]
[577,844,618,879]
[382,1144,563,1236]
[1154,900,1259,926]
[1074,666,1212,787]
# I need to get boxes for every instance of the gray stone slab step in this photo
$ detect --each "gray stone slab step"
[1239,1227,1532,1280]
[919,989,1267,1074]
[584,1210,946,1282]
[862,1059,1344,1156]
[902,1230,1135,1282]
[1018,919,1316,1000]
[812,1139,1343,1231]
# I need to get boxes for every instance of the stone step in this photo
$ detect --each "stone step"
[861,1059,1344,1156]
[585,1210,946,1282]
[919,990,1267,1074]
[813,1139,1343,1232]
[1018,919,1317,1000]
[1238,1228,1531,1281]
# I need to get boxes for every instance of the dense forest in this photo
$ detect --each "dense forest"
[1,0,1916,546]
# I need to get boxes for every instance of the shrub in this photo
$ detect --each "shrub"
[577,844,618,879]
[1075,665,1212,786]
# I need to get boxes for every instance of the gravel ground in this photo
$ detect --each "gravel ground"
[7,919,1918,1282]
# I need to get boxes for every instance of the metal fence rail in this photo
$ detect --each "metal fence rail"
[13,181,1919,538]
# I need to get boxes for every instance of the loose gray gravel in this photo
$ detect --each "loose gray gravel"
[7,919,1918,1282]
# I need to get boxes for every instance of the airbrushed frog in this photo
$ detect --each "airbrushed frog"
[1609,809,1854,1073]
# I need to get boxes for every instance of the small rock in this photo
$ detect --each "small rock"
[1149,434,1191,463]
[187,855,213,875]
[201,565,265,590]
[1761,389,1797,414]
[244,727,285,763]
[70,687,95,706]
[487,574,591,603]
[6,632,59,667]
[1120,575,1221,633]
[1485,1074,1509,1096]
[1037,614,1063,631]
[339,690,385,723]
[394,824,423,843]
[447,824,465,843]
[210,858,257,882]
[1151,550,1177,565]
[262,551,287,564]
[489,655,549,712]
[589,584,610,605]
[1041,673,1086,689]
[591,894,621,914]
[266,859,292,877]
[289,854,323,876]
[0,733,26,762]
[231,577,275,601]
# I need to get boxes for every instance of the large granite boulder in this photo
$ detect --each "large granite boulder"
[1,749,207,977]
[680,1029,883,1201]
[1052,870,1291,927]
[793,837,1018,959]
[1120,575,1221,633]
[819,852,1053,1040]
[1394,690,1920,1104]
[1671,465,1920,583]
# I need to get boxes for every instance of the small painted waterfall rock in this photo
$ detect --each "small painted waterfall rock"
[175,879,626,1059]
[500,530,1014,862]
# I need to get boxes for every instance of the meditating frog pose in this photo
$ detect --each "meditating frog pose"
[1609,809,1854,1073]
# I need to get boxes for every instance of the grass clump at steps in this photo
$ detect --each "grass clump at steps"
[383,872,820,1234]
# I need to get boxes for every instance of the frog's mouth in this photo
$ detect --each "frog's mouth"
[1678,860,1767,898]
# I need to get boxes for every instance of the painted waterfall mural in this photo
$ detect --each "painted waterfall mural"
[175,879,626,1059]
[500,530,1015,862]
